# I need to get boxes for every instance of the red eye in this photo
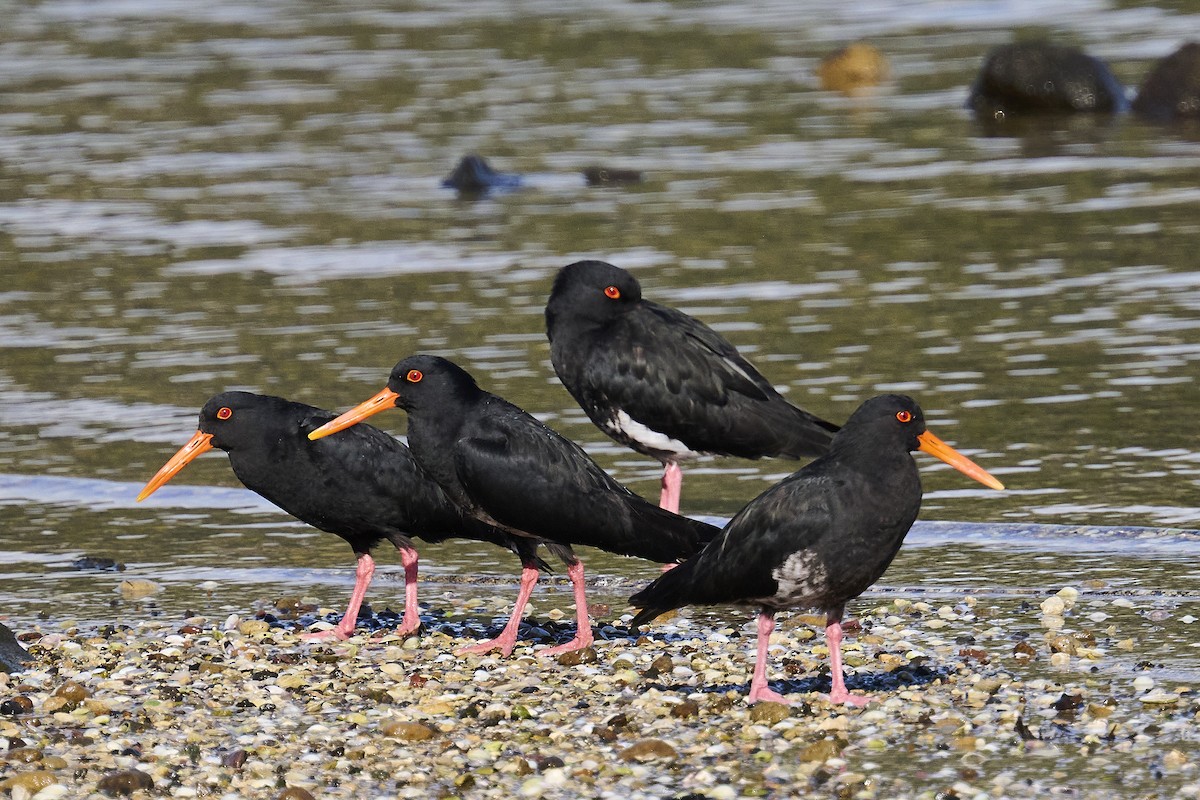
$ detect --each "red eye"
[406,369,423,383]
[603,285,621,300]
[216,407,233,420]
[896,410,912,423]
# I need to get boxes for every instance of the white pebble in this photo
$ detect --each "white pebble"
[1040,597,1065,616]
[1133,675,1155,692]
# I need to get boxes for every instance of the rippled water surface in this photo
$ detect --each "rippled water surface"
[3,0,1200,630]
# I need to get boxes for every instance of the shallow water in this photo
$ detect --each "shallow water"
[2,0,1200,640]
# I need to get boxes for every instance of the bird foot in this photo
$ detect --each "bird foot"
[823,690,874,707]
[747,686,793,705]
[456,635,518,658]
[539,633,594,657]
[300,626,352,642]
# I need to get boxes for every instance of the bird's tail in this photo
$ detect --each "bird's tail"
[629,558,698,628]
[776,405,840,459]
[618,501,720,564]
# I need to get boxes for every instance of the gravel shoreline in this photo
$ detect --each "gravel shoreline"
[2,587,1198,799]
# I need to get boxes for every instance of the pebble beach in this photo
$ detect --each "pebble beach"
[3,580,1199,799]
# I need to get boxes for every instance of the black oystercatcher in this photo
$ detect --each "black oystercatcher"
[137,391,546,641]
[308,355,719,656]
[545,260,840,513]
[629,394,1004,706]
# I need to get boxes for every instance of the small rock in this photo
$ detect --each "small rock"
[96,769,154,796]
[0,771,57,795]
[238,620,269,636]
[643,654,672,678]
[1048,635,1078,655]
[54,680,90,704]
[118,579,162,601]
[799,738,843,762]
[748,701,790,725]
[556,647,598,666]
[277,789,317,800]
[5,746,42,763]
[221,749,248,769]
[817,41,890,95]
[1039,597,1066,616]
[71,555,125,572]
[1,695,34,716]
[380,720,436,741]
[618,739,678,763]
[671,699,700,719]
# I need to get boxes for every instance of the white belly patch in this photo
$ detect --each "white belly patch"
[768,550,829,607]
[610,410,693,456]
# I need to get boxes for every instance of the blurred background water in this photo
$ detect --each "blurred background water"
[2,0,1200,625]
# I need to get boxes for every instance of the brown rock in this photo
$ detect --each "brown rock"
[643,654,672,678]
[618,739,678,763]
[818,42,890,94]
[380,720,436,741]
[4,746,42,763]
[221,748,248,768]
[799,738,843,762]
[556,646,598,666]
[54,680,91,704]
[748,701,790,725]
[670,700,700,719]
[0,771,57,794]
[277,788,317,800]
[97,769,154,796]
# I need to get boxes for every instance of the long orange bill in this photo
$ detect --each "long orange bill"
[136,431,214,501]
[917,431,1005,491]
[308,387,400,441]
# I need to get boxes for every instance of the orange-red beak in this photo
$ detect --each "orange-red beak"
[308,387,400,441]
[136,431,214,501]
[917,431,1005,491]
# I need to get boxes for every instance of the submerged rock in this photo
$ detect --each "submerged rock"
[0,623,30,673]
[968,42,1128,118]
[1132,42,1200,121]
[71,555,125,572]
[817,42,890,95]
[441,154,523,194]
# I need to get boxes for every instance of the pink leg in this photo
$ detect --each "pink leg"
[659,461,682,514]
[540,561,595,657]
[456,563,540,657]
[395,546,421,636]
[824,610,872,707]
[747,610,791,704]
[302,552,374,641]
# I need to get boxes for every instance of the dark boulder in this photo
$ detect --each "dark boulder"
[1132,42,1200,121]
[0,623,30,674]
[441,154,523,194]
[968,42,1128,119]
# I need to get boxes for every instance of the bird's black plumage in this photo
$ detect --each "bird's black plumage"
[630,394,1004,705]
[138,391,545,641]
[309,355,720,656]
[545,260,840,512]
[379,356,717,563]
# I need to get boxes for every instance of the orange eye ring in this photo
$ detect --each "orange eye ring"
[216,407,233,420]
[406,369,423,383]
[603,285,621,300]
[896,410,912,423]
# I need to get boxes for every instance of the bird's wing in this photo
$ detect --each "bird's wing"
[632,470,846,611]
[452,402,631,531]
